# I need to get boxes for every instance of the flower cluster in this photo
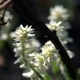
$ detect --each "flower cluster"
[47,5,74,58]
[46,20,72,46]
[13,25,38,79]
[13,25,58,80]
[13,5,74,80]
[41,41,58,67]
[48,5,69,21]
[46,5,74,79]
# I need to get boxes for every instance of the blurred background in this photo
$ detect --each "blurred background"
[0,0,80,80]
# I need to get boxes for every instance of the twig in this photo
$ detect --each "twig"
[0,0,12,10]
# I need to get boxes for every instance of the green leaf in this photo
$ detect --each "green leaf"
[0,40,5,49]
[52,61,60,74]
[44,74,52,80]
[52,61,62,80]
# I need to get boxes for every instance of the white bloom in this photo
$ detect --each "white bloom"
[46,20,64,44]
[46,20,72,46]
[67,50,74,58]
[22,70,34,78]
[41,41,58,66]
[14,25,35,42]
[10,32,16,38]
[48,5,69,20]
[13,25,46,79]
[13,25,37,64]
[34,54,48,70]
[19,63,25,68]
[47,5,74,78]
[14,56,23,64]
[4,11,13,21]
[13,24,73,80]
[4,11,13,27]
[46,20,63,31]
[1,33,8,40]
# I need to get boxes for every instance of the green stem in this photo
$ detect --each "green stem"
[30,65,45,80]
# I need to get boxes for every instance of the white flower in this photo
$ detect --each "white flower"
[13,25,37,64]
[10,32,16,38]
[46,20,63,31]
[4,11,13,21]
[13,25,46,79]
[22,70,34,78]
[48,5,69,20]
[13,24,73,80]
[67,50,74,58]
[46,20,72,46]
[4,11,13,27]
[1,33,8,40]
[41,41,58,66]
[34,54,48,70]
[14,25,35,42]
[19,63,25,68]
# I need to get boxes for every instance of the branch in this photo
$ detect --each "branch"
[12,0,77,79]
[0,0,12,10]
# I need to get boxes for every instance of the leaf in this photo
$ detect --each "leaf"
[0,40,5,49]
[52,60,60,74]
[44,74,52,80]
